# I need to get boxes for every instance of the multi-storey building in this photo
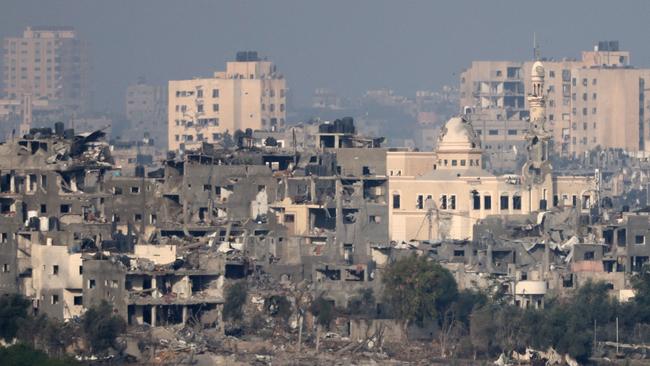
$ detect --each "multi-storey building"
[2,26,89,113]
[460,41,650,159]
[168,51,286,151]
[125,78,168,149]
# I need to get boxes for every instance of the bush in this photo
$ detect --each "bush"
[310,297,334,328]
[0,343,79,366]
[82,301,126,354]
[0,294,30,342]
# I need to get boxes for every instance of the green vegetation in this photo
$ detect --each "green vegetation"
[381,256,650,362]
[81,300,126,354]
[224,282,248,321]
[0,344,80,366]
[382,254,458,326]
[0,294,30,342]
[310,296,335,328]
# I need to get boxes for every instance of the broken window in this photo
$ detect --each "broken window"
[617,229,627,246]
[2,264,9,272]
[131,186,140,194]
[369,215,381,224]
[41,174,47,189]
[484,195,492,210]
[635,235,645,245]
[88,279,96,289]
[60,204,71,213]
[51,295,59,305]
[584,251,595,260]
[572,195,577,207]
[113,187,123,195]
[203,184,211,192]
[73,296,82,305]
[453,250,465,257]
[284,214,295,223]
[553,195,559,207]
[134,214,142,222]
[40,204,47,214]
[79,266,83,275]
[52,265,59,275]
[416,195,424,209]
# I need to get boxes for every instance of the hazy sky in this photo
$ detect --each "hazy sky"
[2,0,650,113]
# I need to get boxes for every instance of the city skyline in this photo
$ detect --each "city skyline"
[2,0,650,113]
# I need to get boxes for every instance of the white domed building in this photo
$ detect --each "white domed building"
[388,62,597,241]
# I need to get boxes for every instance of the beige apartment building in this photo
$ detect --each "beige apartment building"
[168,51,286,151]
[2,26,89,113]
[460,41,650,158]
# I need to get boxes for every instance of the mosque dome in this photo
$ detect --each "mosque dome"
[437,116,481,152]
[532,61,545,79]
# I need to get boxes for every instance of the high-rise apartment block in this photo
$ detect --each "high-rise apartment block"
[2,26,89,113]
[460,41,650,158]
[125,78,168,148]
[168,51,286,151]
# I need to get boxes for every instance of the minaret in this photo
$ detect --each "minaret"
[19,93,32,137]
[522,61,552,185]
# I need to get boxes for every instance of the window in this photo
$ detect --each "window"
[449,195,456,210]
[500,195,509,210]
[508,129,517,136]
[572,195,577,207]
[197,104,204,113]
[40,204,47,214]
[440,195,448,210]
[212,104,219,112]
[41,175,47,189]
[513,195,522,210]
[197,89,203,98]
[454,250,465,257]
[79,266,83,275]
[51,295,59,305]
[549,70,555,78]
[460,160,466,166]
[392,193,401,209]
[488,129,498,135]
[52,265,59,275]
[74,296,82,306]
[1,264,8,273]
[60,204,71,213]
[369,215,381,223]
[451,160,457,166]
[484,195,492,210]
[635,235,645,245]
[472,194,480,210]
[131,186,140,194]
[134,214,142,222]
[111,280,119,288]
[416,195,424,209]
[212,89,219,98]
[496,70,502,77]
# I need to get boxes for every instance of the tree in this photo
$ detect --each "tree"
[264,137,278,147]
[310,296,334,328]
[82,301,126,354]
[347,288,376,317]
[224,282,247,321]
[469,305,494,359]
[0,294,31,342]
[382,254,458,327]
